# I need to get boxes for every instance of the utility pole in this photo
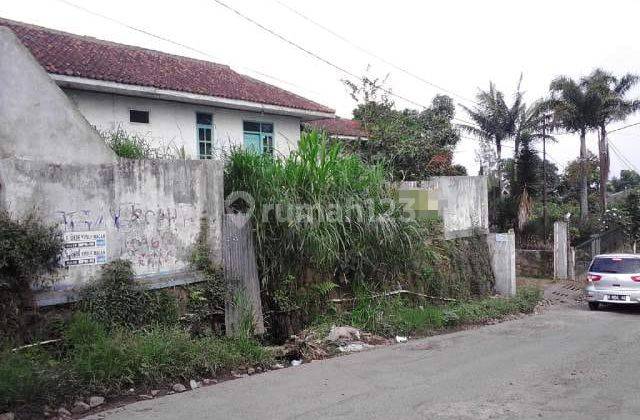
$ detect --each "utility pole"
[542,115,549,240]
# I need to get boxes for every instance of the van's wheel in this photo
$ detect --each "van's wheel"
[588,302,600,311]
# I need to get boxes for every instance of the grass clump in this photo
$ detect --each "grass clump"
[326,286,542,337]
[225,131,419,315]
[101,128,150,159]
[0,313,272,412]
[79,259,179,330]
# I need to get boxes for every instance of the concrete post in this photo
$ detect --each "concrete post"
[568,247,576,281]
[554,221,568,280]
[486,231,516,296]
[222,214,265,336]
[590,234,601,257]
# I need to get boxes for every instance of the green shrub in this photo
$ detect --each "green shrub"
[185,224,226,334]
[80,259,179,329]
[0,210,63,344]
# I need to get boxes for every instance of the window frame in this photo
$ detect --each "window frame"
[129,109,150,124]
[243,120,275,155]
[196,111,214,160]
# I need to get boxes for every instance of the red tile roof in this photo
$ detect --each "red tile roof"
[305,118,368,138]
[0,17,334,114]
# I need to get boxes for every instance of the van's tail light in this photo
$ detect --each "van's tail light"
[588,274,602,282]
[631,276,640,282]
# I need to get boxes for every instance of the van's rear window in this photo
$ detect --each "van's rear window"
[589,257,640,274]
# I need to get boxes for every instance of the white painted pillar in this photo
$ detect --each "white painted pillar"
[486,231,516,296]
[553,221,568,280]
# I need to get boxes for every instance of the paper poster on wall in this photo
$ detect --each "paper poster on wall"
[62,231,107,266]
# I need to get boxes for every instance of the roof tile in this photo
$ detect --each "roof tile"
[0,17,334,114]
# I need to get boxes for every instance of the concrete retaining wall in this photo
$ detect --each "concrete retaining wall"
[516,249,553,278]
[401,176,489,239]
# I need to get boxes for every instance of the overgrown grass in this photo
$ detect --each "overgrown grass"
[79,260,179,330]
[322,286,542,337]
[101,128,151,159]
[0,314,272,412]
[225,131,420,313]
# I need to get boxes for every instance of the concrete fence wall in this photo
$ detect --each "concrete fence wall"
[400,176,489,239]
[0,28,224,306]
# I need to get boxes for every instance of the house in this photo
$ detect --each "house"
[304,117,368,141]
[0,17,335,158]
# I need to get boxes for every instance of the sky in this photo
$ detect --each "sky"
[2,0,640,177]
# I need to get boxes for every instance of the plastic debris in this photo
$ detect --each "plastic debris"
[395,335,408,343]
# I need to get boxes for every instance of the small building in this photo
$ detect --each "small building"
[0,17,334,158]
[304,117,368,141]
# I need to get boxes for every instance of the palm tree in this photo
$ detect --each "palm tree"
[460,82,522,191]
[549,76,600,223]
[582,69,639,213]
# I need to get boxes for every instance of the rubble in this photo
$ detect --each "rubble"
[327,326,361,342]
[172,383,187,393]
[57,408,72,418]
[71,401,91,414]
[88,396,105,408]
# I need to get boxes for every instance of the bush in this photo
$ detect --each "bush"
[0,210,63,344]
[79,259,179,329]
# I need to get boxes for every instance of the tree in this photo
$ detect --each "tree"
[559,152,600,207]
[459,82,522,188]
[610,170,640,192]
[345,77,464,180]
[549,76,600,222]
[582,69,639,212]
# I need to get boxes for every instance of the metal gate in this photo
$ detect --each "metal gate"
[574,228,630,279]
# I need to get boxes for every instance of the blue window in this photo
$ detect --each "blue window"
[196,112,213,159]
[243,121,274,155]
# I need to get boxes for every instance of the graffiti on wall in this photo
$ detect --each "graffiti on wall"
[55,203,197,272]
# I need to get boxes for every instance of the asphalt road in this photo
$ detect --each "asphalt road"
[87,302,640,420]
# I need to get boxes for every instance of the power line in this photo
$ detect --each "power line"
[54,0,326,99]
[270,0,477,105]
[608,121,640,134]
[609,138,640,173]
[56,0,479,126]
[209,0,479,125]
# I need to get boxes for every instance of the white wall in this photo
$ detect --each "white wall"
[63,89,302,158]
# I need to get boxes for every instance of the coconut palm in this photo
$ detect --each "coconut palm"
[460,82,523,190]
[582,69,640,212]
[549,76,600,222]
